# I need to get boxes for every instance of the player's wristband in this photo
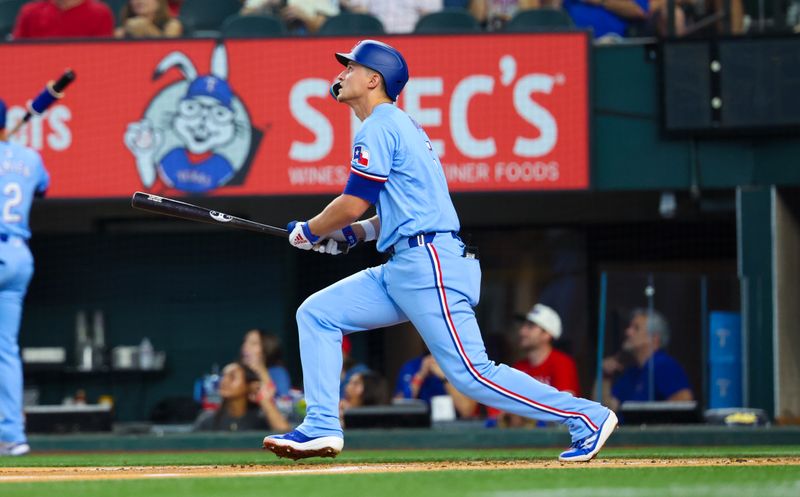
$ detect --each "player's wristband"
[301,222,320,243]
[356,220,377,242]
[342,225,358,247]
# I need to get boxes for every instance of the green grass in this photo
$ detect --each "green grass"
[1,447,797,497]
[0,445,797,468]
[1,466,799,497]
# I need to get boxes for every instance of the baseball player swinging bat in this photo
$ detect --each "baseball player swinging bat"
[130,192,349,253]
[8,69,76,136]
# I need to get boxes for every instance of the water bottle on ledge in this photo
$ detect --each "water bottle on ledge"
[199,364,221,411]
[75,310,93,371]
[92,310,107,369]
[139,337,154,370]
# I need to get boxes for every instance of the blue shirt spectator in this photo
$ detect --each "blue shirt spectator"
[268,366,292,397]
[394,352,479,418]
[563,0,648,38]
[395,354,447,404]
[611,349,691,402]
[600,309,694,416]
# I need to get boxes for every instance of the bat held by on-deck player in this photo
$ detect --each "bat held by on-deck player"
[9,69,76,136]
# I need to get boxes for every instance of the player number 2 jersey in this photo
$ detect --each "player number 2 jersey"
[0,141,50,239]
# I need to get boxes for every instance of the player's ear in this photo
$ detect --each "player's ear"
[368,72,382,92]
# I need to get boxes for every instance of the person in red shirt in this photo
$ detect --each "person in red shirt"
[491,304,580,427]
[13,0,114,39]
[513,304,580,395]
[167,0,182,16]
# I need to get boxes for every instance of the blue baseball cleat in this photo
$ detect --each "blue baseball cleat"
[0,442,30,457]
[262,430,344,461]
[559,410,618,462]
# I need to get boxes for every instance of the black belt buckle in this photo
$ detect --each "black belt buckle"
[463,245,479,260]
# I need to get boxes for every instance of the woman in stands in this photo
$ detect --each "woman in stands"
[240,329,293,398]
[193,362,290,432]
[338,370,389,426]
[115,0,183,38]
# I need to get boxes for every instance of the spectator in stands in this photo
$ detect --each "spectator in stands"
[240,0,339,33]
[641,0,687,37]
[722,0,745,34]
[167,0,182,16]
[114,0,183,38]
[339,370,389,425]
[513,304,579,394]
[562,0,648,39]
[600,308,693,413]
[339,0,443,33]
[442,0,486,22]
[491,304,579,428]
[193,361,291,432]
[340,335,369,397]
[240,329,292,398]
[12,0,114,39]
[470,0,543,31]
[394,349,479,418]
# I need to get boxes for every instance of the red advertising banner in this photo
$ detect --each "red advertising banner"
[0,34,588,198]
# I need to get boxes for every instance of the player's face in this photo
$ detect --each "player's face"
[335,62,377,102]
[622,314,652,352]
[218,363,248,399]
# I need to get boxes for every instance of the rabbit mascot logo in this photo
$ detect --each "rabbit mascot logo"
[125,43,261,193]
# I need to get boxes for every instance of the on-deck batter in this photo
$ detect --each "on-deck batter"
[0,99,50,457]
[264,40,616,463]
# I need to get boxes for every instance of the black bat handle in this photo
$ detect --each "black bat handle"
[52,69,76,94]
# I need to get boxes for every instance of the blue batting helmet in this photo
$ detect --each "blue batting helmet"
[0,99,6,130]
[335,40,409,101]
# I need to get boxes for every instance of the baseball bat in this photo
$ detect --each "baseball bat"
[131,192,349,253]
[9,69,76,136]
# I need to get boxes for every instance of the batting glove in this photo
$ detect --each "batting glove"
[287,221,319,250]
[313,225,358,256]
[313,238,346,256]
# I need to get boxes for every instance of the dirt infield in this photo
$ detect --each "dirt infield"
[1,457,798,483]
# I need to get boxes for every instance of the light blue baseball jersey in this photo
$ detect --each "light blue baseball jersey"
[1,139,48,446]
[0,141,49,239]
[343,103,459,253]
[288,102,611,445]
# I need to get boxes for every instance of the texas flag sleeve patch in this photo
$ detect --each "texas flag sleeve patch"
[345,144,387,203]
[353,146,370,167]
